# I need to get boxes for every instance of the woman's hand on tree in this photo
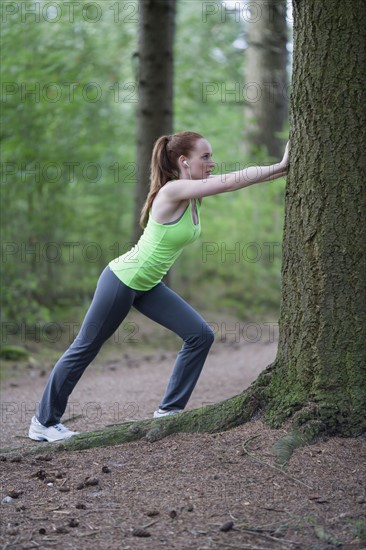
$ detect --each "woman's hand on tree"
[281,141,290,172]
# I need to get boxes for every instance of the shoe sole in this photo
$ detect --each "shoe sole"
[29,433,49,442]
[28,429,78,443]
[153,411,182,419]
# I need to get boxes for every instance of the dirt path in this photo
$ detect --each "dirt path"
[1,314,365,549]
[1,314,278,447]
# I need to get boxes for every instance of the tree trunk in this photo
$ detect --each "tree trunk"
[133,0,176,243]
[242,0,288,158]
[264,0,366,437]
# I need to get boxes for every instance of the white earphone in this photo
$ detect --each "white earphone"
[183,160,190,168]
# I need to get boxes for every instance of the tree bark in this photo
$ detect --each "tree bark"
[264,0,366,437]
[243,0,288,158]
[133,0,176,243]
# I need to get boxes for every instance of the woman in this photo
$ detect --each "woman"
[29,131,289,442]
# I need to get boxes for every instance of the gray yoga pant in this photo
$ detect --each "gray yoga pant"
[36,265,215,426]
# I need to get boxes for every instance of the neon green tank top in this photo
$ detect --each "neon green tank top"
[109,199,201,291]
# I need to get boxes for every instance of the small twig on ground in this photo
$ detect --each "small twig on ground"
[64,414,83,423]
[81,507,122,515]
[141,519,159,530]
[241,434,312,489]
[235,526,302,547]
[32,537,57,542]
[85,523,99,531]
[210,540,270,550]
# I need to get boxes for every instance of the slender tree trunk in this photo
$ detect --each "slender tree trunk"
[243,0,288,158]
[133,0,176,243]
[265,0,366,436]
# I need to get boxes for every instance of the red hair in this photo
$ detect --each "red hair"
[139,131,204,228]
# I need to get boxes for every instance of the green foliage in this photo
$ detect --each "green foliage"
[1,0,137,326]
[1,0,288,331]
[0,345,29,360]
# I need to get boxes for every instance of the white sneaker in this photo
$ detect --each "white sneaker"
[28,416,79,442]
[153,408,182,419]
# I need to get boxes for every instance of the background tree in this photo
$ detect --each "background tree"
[133,0,176,242]
[242,0,288,158]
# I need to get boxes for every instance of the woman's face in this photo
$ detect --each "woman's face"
[184,138,215,179]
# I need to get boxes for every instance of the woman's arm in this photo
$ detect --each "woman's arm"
[160,143,289,202]
[162,142,290,201]
[162,161,288,201]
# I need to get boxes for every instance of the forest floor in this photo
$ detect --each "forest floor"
[1,310,365,550]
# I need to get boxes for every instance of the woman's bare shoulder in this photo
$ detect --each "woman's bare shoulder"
[151,189,189,223]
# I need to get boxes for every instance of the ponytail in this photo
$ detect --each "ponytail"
[139,131,204,228]
[139,136,176,228]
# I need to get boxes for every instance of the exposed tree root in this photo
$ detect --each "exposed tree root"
[2,360,362,461]
[0,388,262,458]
